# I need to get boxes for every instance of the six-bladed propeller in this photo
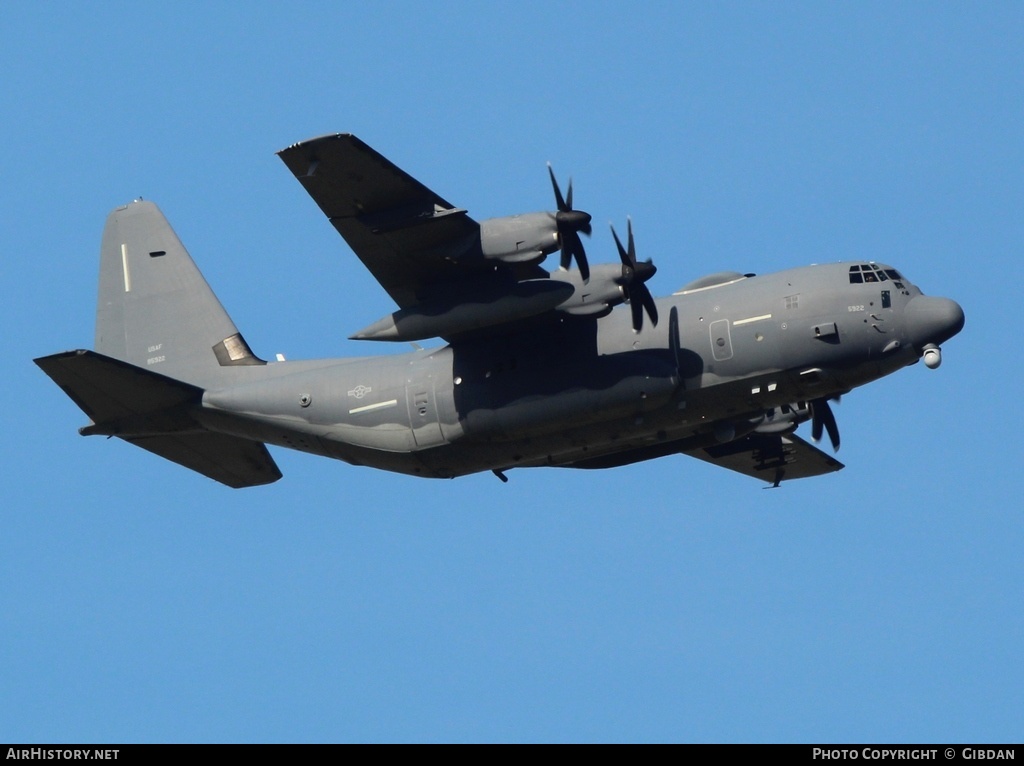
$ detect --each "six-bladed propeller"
[611,217,659,332]
[548,164,593,282]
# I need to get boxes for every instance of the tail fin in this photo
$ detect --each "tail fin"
[96,200,263,387]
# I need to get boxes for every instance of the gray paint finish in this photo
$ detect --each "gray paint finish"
[35,135,965,487]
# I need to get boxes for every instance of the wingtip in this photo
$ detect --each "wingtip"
[277,132,357,156]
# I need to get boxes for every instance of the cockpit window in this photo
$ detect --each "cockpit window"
[849,263,892,284]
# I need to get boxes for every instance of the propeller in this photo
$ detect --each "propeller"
[548,164,592,281]
[611,218,659,332]
[809,396,841,451]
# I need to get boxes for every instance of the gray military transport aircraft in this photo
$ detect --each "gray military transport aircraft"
[35,133,965,488]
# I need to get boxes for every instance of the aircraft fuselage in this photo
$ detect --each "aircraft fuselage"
[197,260,963,479]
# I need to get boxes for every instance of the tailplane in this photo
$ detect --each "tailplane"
[96,200,263,387]
[34,350,281,488]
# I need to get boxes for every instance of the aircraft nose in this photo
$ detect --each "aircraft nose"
[904,295,965,349]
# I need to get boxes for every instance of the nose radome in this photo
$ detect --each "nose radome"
[905,296,965,348]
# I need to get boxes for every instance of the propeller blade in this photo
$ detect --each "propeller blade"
[810,397,841,451]
[612,224,631,268]
[811,410,823,443]
[821,404,840,451]
[560,236,573,272]
[639,285,659,327]
[613,217,638,264]
[560,230,590,282]
[630,295,644,332]
[547,164,592,281]
[548,163,567,211]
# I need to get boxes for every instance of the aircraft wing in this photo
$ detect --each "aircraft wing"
[685,432,844,486]
[278,133,540,309]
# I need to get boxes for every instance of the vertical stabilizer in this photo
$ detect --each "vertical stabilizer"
[96,201,262,386]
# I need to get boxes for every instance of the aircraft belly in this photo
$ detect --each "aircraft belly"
[422,397,710,476]
[460,373,676,441]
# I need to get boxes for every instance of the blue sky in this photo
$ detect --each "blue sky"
[3,2,1021,743]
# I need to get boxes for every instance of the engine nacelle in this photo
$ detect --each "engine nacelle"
[350,279,575,342]
[754,402,811,435]
[548,264,628,317]
[479,213,559,263]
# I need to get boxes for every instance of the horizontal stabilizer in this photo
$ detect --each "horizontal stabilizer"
[35,350,281,488]
[120,432,281,489]
[35,349,201,426]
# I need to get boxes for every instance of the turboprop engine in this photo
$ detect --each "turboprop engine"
[479,165,593,278]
